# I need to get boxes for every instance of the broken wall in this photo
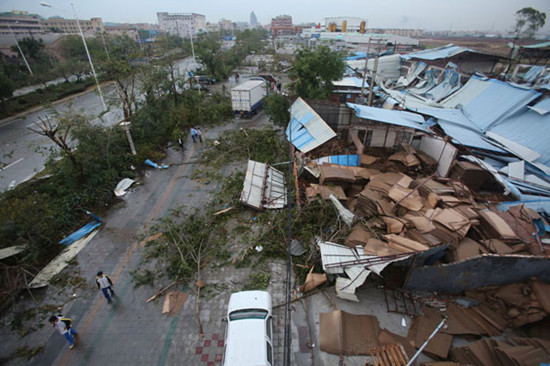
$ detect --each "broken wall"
[418,136,458,177]
[307,99,356,131]
[404,254,550,294]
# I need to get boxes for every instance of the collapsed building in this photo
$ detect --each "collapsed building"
[282,46,550,363]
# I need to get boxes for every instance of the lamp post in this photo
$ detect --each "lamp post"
[40,2,107,112]
[176,20,195,64]
[7,22,33,75]
[40,2,137,155]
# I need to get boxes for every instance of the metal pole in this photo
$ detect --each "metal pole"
[71,2,107,112]
[283,118,293,366]
[8,23,33,75]
[406,318,446,366]
[368,39,382,107]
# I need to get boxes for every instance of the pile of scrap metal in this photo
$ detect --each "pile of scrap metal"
[285,96,550,304]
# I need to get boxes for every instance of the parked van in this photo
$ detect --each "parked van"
[223,291,273,366]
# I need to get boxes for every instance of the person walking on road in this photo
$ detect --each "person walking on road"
[96,271,116,304]
[49,315,78,350]
[178,137,184,151]
[190,127,198,143]
[196,126,203,143]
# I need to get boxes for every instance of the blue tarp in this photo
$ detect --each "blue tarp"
[59,211,103,246]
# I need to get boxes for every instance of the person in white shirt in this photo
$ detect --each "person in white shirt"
[49,315,77,349]
[96,271,116,304]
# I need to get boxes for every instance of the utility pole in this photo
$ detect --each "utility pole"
[368,38,386,106]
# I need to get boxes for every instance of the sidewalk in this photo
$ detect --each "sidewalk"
[1,112,298,366]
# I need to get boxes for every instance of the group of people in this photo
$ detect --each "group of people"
[49,271,116,350]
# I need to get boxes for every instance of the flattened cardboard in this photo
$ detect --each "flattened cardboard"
[530,280,550,313]
[345,225,372,248]
[319,310,380,355]
[360,154,378,165]
[388,185,424,212]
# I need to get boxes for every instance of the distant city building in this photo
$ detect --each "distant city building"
[368,28,423,38]
[323,16,368,33]
[250,11,258,27]
[271,15,295,37]
[42,17,104,34]
[104,25,139,41]
[218,19,235,32]
[205,22,220,33]
[0,11,44,35]
[157,12,206,38]
[236,22,248,31]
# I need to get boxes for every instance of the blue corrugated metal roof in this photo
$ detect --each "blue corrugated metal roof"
[401,44,476,61]
[347,102,428,131]
[437,121,505,153]
[489,105,550,167]
[286,98,337,153]
[463,78,541,132]
[529,97,550,115]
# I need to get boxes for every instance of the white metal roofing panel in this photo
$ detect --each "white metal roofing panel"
[347,102,428,131]
[318,240,368,274]
[231,79,265,91]
[401,44,469,61]
[0,245,25,260]
[333,77,366,88]
[287,97,337,153]
[240,160,287,210]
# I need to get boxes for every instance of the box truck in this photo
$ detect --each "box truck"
[231,80,267,118]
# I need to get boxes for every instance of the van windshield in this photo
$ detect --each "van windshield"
[229,308,268,321]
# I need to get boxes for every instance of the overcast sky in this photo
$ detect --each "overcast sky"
[3,0,550,33]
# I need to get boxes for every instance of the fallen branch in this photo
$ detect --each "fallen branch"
[213,207,233,216]
[146,282,177,303]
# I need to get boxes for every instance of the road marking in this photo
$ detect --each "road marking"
[0,157,24,172]
[58,144,198,366]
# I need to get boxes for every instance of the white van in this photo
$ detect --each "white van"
[223,291,274,366]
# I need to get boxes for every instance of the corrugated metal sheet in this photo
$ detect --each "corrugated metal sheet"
[0,245,25,260]
[286,97,337,153]
[401,43,474,61]
[240,160,287,210]
[528,96,550,115]
[318,240,369,274]
[333,77,366,88]
[347,102,428,131]
[440,76,491,108]
[347,54,402,82]
[438,121,505,152]
[314,155,360,166]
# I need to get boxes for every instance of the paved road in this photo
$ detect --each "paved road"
[0,57,199,193]
[0,111,299,366]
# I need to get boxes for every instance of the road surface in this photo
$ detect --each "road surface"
[0,57,199,193]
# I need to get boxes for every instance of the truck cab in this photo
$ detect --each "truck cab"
[223,291,274,366]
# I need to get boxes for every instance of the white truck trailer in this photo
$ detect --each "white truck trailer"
[231,80,267,118]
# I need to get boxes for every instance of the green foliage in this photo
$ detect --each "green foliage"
[0,72,14,102]
[0,345,45,363]
[264,93,292,127]
[515,7,546,38]
[11,37,47,61]
[243,272,271,291]
[201,127,287,169]
[289,45,345,99]
[131,268,156,288]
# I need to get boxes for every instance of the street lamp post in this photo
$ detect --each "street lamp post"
[7,22,33,75]
[41,2,137,155]
[176,20,195,64]
[40,2,107,112]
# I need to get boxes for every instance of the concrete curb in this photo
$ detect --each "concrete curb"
[0,81,114,127]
